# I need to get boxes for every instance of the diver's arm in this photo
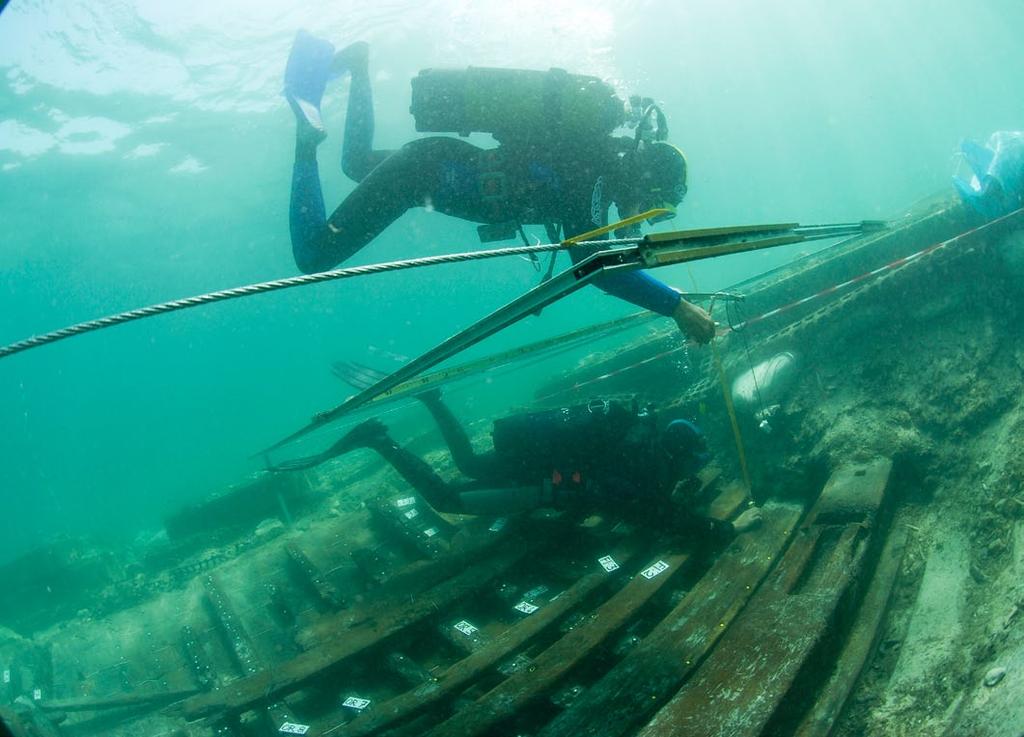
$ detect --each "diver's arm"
[564,214,680,315]
[564,216,714,342]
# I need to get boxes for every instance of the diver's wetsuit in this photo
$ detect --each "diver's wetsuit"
[304,394,735,542]
[289,61,683,318]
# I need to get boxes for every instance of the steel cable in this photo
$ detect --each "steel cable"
[0,238,634,360]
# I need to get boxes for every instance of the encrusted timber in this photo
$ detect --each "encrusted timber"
[675,208,1023,410]
[285,543,346,610]
[0,703,64,737]
[731,202,969,340]
[322,540,647,737]
[314,483,740,737]
[752,206,1024,351]
[791,523,909,737]
[635,457,894,737]
[367,494,456,560]
[532,461,890,737]
[174,545,529,722]
[535,501,803,737]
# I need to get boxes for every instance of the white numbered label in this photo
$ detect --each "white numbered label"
[514,601,539,614]
[423,527,439,538]
[404,508,419,519]
[395,496,416,508]
[640,560,670,579]
[488,517,507,532]
[342,696,371,710]
[279,723,310,735]
[598,555,620,572]
[33,688,41,701]
[454,620,478,636]
[1,670,9,684]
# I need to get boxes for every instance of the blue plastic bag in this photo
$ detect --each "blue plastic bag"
[953,130,1024,219]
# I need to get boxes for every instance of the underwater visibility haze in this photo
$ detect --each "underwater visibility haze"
[2,4,1024,732]
[4,0,1022,561]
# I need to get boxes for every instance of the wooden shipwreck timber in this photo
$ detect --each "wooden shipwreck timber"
[2,196,1022,737]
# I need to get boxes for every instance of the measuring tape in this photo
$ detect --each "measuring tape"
[730,209,1020,331]
[540,208,1023,400]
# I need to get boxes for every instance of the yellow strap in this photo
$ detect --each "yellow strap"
[712,338,753,497]
[643,234,806,267]
[644,223,798,243]
[690,268,753,502]
[563,208,673,245]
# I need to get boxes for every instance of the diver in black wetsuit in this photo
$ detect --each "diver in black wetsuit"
[272,391,762,540]
[283,31,716,343]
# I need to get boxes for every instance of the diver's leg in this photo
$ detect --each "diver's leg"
[416,390,501,481]
[270,418,392,472]
[290,136,483,273]
[361,431,467,514]
[290,140,331,271]
[286,419,465,512]
[456,486,545,515]
[333,42,393,181]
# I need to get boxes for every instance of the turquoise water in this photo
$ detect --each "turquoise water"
[1,0,1021,564]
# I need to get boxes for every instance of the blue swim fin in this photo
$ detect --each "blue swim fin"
[284,30,335,106]
[284,30,335,139]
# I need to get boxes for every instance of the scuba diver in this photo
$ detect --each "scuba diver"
[283,30,716,344]
[272,390,763,540]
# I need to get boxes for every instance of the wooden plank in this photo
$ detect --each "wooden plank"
[537,502,804,737]
[706,480,750,521]
[181,624,216,691]
[175,545,529,721]
[368,495,455,559]
[286,543,346,610]
[203,575,260,677]
[350,545,401,586]
[37,689,201,713]
[296,524,512,651]
[424,549,692,737]
[326,541,644,737]
[296,529,517,650]
[0,704,64,737]
[791,526,908,737]
[636,459,892,737]
[384,652,435,687]
[399,482,747,737]
[637,527,861,737]
[203,575,298,732]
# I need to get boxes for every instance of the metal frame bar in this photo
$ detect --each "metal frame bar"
[265,221,878,453]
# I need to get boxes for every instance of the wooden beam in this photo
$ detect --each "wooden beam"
[636,459,891,737]
[424,549,691,737]
[286,543,346,610]
[791,526,908,737]
[175,545,529,721]
[537,502,804,737]
[327,540,643,737]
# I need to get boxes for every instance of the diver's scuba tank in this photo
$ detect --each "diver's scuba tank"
[410,67,626,142]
